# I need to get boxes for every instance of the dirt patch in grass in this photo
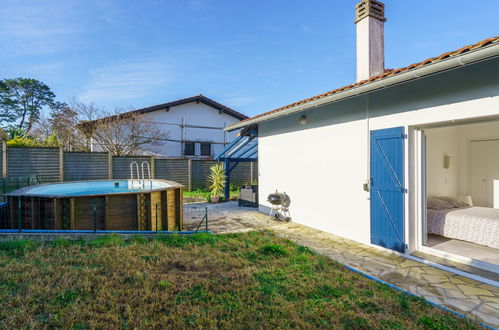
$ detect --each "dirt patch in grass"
[0,232,482,329]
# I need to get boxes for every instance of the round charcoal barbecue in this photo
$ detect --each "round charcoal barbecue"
[267,191,291,220]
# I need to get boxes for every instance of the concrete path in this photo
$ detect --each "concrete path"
[184,202,499,327]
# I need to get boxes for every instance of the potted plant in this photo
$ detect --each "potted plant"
[208,163,226,203]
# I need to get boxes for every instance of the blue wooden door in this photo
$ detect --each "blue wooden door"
[370,127,406,253]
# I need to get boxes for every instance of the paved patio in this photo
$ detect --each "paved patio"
[184,202,499,327]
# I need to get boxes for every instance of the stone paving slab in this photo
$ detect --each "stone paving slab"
[184,202,499,327]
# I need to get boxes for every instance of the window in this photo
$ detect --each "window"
[200,143,211,156]
[184,142,195,156]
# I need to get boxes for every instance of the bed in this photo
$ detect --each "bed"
[427,196,499,249]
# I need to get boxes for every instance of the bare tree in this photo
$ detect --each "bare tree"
[76,103,168,156]
[32,99,95,151]
[32,100,167,155]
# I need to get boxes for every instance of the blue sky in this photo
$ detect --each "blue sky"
[1,0,498,118]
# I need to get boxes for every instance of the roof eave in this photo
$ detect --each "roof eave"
[80,95,247,127]
[226,42,499,131]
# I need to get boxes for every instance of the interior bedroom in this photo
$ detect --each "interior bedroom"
[424,120,499,270]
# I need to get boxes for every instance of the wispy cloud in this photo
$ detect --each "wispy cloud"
[0,0,81,54]
[79,57,174,105]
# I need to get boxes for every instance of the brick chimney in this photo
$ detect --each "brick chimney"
[355,0,386,82]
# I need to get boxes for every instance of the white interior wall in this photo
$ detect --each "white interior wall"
[422,121,499,207]
[456,121,499,196]
[424,127,459,197]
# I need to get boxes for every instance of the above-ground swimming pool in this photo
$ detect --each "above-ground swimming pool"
[21,180,173,197]
[2,179,183,231]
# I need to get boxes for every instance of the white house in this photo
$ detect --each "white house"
[226,0,499,281]
[88,95,247,158]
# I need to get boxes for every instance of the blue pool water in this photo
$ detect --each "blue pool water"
[19,180,171,196]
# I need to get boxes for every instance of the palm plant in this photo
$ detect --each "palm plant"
[7,127,26,140]
[207,163,226,200]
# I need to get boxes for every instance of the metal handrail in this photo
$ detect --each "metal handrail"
[140,161,152,189]
[130,161,140,188]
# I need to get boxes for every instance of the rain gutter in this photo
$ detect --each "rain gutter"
[226,43,499,131]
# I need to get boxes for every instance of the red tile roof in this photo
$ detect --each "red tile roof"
[228,35,499,129]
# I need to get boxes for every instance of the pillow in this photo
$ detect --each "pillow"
[427,196,468,210]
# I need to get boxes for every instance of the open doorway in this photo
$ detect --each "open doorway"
[421,120,499,270]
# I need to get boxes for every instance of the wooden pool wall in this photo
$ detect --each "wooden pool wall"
[5,187,183,231]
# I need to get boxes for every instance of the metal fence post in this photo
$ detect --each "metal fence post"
[224,159,230,200]
[187,159,192,191]
[93,200,97,233]
[205,207,208,232]
[250,162,254,183]
[2,142,6,178]
[59,147,64,182]
[18,198,22,232]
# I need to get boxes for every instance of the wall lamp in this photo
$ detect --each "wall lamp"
[298,115,307,126]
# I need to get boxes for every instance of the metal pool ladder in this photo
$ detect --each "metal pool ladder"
[130,161,153,189]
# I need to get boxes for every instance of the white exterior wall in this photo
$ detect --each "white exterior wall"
[94,102,242,157]
[257,58,499,248]
[143,102,241,157]
[259,97,370,244]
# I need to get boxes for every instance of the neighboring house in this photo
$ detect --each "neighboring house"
[226,1,499,279]
[85,95,247,158]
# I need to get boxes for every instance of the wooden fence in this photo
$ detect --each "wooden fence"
[0,143,257,191]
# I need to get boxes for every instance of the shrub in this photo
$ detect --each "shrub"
[7,137,42,147]
[6,135,59,147]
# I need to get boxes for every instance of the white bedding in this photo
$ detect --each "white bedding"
[427,207,499,249]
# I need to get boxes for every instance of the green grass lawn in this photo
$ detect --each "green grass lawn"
[184,188,239,202]
[0,232,481,329]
